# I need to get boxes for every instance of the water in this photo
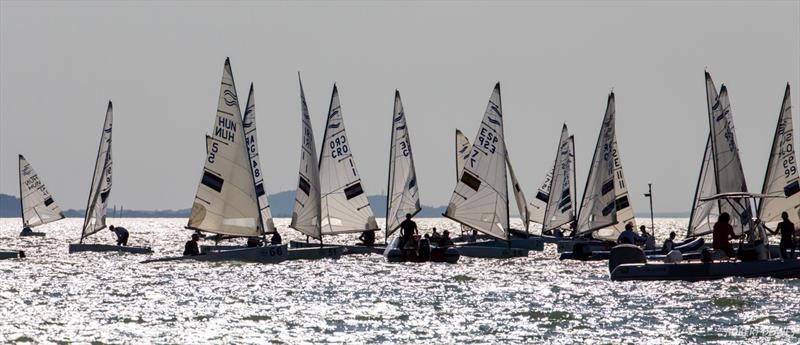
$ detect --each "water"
[1,218,798,344]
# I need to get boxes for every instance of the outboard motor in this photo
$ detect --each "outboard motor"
[608,244,646,273]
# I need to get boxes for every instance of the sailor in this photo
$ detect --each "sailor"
[108,225,129,246]
[247,237,263,247]
[183,233,201,256]
[399,213,418,246]
[468,229,478,243]
[271,231,283,245]
[662,231,677,254]
[20,226,33,236]
[439,230,454,247]
[771,212,796,260]
[358,230,376,246]
[712,212,739,259]
[552,227,564,238]
[616,223,640,245]
[639,225,656,250]
[430,227,442,242]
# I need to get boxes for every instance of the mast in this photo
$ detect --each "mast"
[385,91,397,243]
[318,84,338,247]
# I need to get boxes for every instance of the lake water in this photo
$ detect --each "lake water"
[1,218,798,344]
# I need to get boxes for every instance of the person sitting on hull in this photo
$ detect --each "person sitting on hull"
[109,225,129,246]
[712,212,740,260]
[439,230,454,248]
[399,213,418,247]
[184,233,202,256]
[662,231,677,254]
[766,212,796,260]
[430,227,442,242]
[358,230,376,246]
[271,231,282,245]
[639,225,656,250]
[20,226,33,236]
[616,223,641,245]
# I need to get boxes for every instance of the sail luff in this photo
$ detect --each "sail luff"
[289,73,323,239]
[242,83,276,234]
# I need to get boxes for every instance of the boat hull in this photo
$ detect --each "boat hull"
[456,245,528,258]
[611,260,800,281]
[68,244,153,254]
[383,238,459,263]
[20,232,46,237]
[0,250,24,260]
[288,240,384,255]
[560,238,705,261]
[141,244,343,264]
[459,238,544,251]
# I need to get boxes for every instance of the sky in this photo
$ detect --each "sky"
[1,1,798,214]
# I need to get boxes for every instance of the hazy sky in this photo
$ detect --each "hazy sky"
[1,1,798,214]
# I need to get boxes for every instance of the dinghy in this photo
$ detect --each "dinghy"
[0,250,25,260]
[18,155,65,237]
[69,102,152,254]
[558,92,636,254]
[528,125,577,244]
[443,83,530,258]
[287,77,367,257]
[383,91,459,263]
[611,257,800,281]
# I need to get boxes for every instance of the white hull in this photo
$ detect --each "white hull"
[456,245,528,258]
[69,244,153,254]
[0,250,23,260]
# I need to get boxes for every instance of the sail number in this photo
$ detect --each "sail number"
[399,141,410,157]
[330,135,349,158]
[208,142,219,164]
[781,125,796,178]
[477,128,498,154]
[246,134,261,178]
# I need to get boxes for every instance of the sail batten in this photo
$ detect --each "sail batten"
[19,155,65,228]
[80,101,113,241]
[187,58,261,237]
[445,83,509,240]
[386,91,421,237]
[242,84,276,234]
[757,84,799,228]
[318,85,379,235]
[289,74,323,239]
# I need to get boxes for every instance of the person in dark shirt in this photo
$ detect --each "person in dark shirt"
[358,230,376,246]
[109,225,129,246]
[662,231,677,254]
[712,212,739,259]
[184,233,201,256]
[399,213,418,246]
[617,223,641,245]
[439,230,454,247]
[271,231,283,245]
[20,226,33,236]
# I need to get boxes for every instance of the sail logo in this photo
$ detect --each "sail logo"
[396,125,406,131]
[394,112,404,122]
[489,103,502,117]
[22,165,32,176]
[223,90,238,106]
[329,108,340,119]
[328,122,341,129]
[487,116,501,126]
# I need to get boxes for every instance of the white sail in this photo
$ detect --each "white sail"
[81,101,113,240]
[529,168,553,225]
[687,135,720,237]
[386,91,421,237]
[187,58,261,237]
[506,153,529,231]
[242,84,276,234]
[290,74,323,239]
[543,125,577,232]
[607,131,636,235]
[455,129,471,180]
[706,73,753,235]
[576,93,619,240]
[758,84,800,228]
[18,155,64,228]
[318,85,379,235]
[444,83,509,240]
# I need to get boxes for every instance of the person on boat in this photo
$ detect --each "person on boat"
[108,225,129,246]
[399,213,418,247]
[247,237,263,247]
[552,227,564,238]
[766,212,796,260]
[271,231,283,245]
[183,233,202,256]
[662,231,677,254]
[439,230,454,247]
[712,212,740,259]
[430,227,442,242]
[639,225,656,250]
[358,230,376,246]
[468,229,478,243]
[20,226,33,236]
[616,223,641,245]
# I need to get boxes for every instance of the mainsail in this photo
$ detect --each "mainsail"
[542,125,577,232]
[18,155,64,228]
[607,130,636,234]
[318,85,379,235]
[455,129,471,180]
[80,101,113,241]
[242,84,276,234]
[444,83,509,240]
[576,93,619,240]
[757,84,800,228]
[290,74,323,240]
[687,135,721,237]
[705,72,753,235]
[529,168,553,225]
[386,91,421,237]
[187,58,261,237]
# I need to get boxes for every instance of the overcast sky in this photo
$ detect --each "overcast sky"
[1,1,798,214]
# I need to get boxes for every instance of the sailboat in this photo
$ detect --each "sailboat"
[559,92,637,255]
[18,155,65,236]
[383,91,458,263]
[69,101,151,254]
[443,83,531,258]
[528,125,577,244]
